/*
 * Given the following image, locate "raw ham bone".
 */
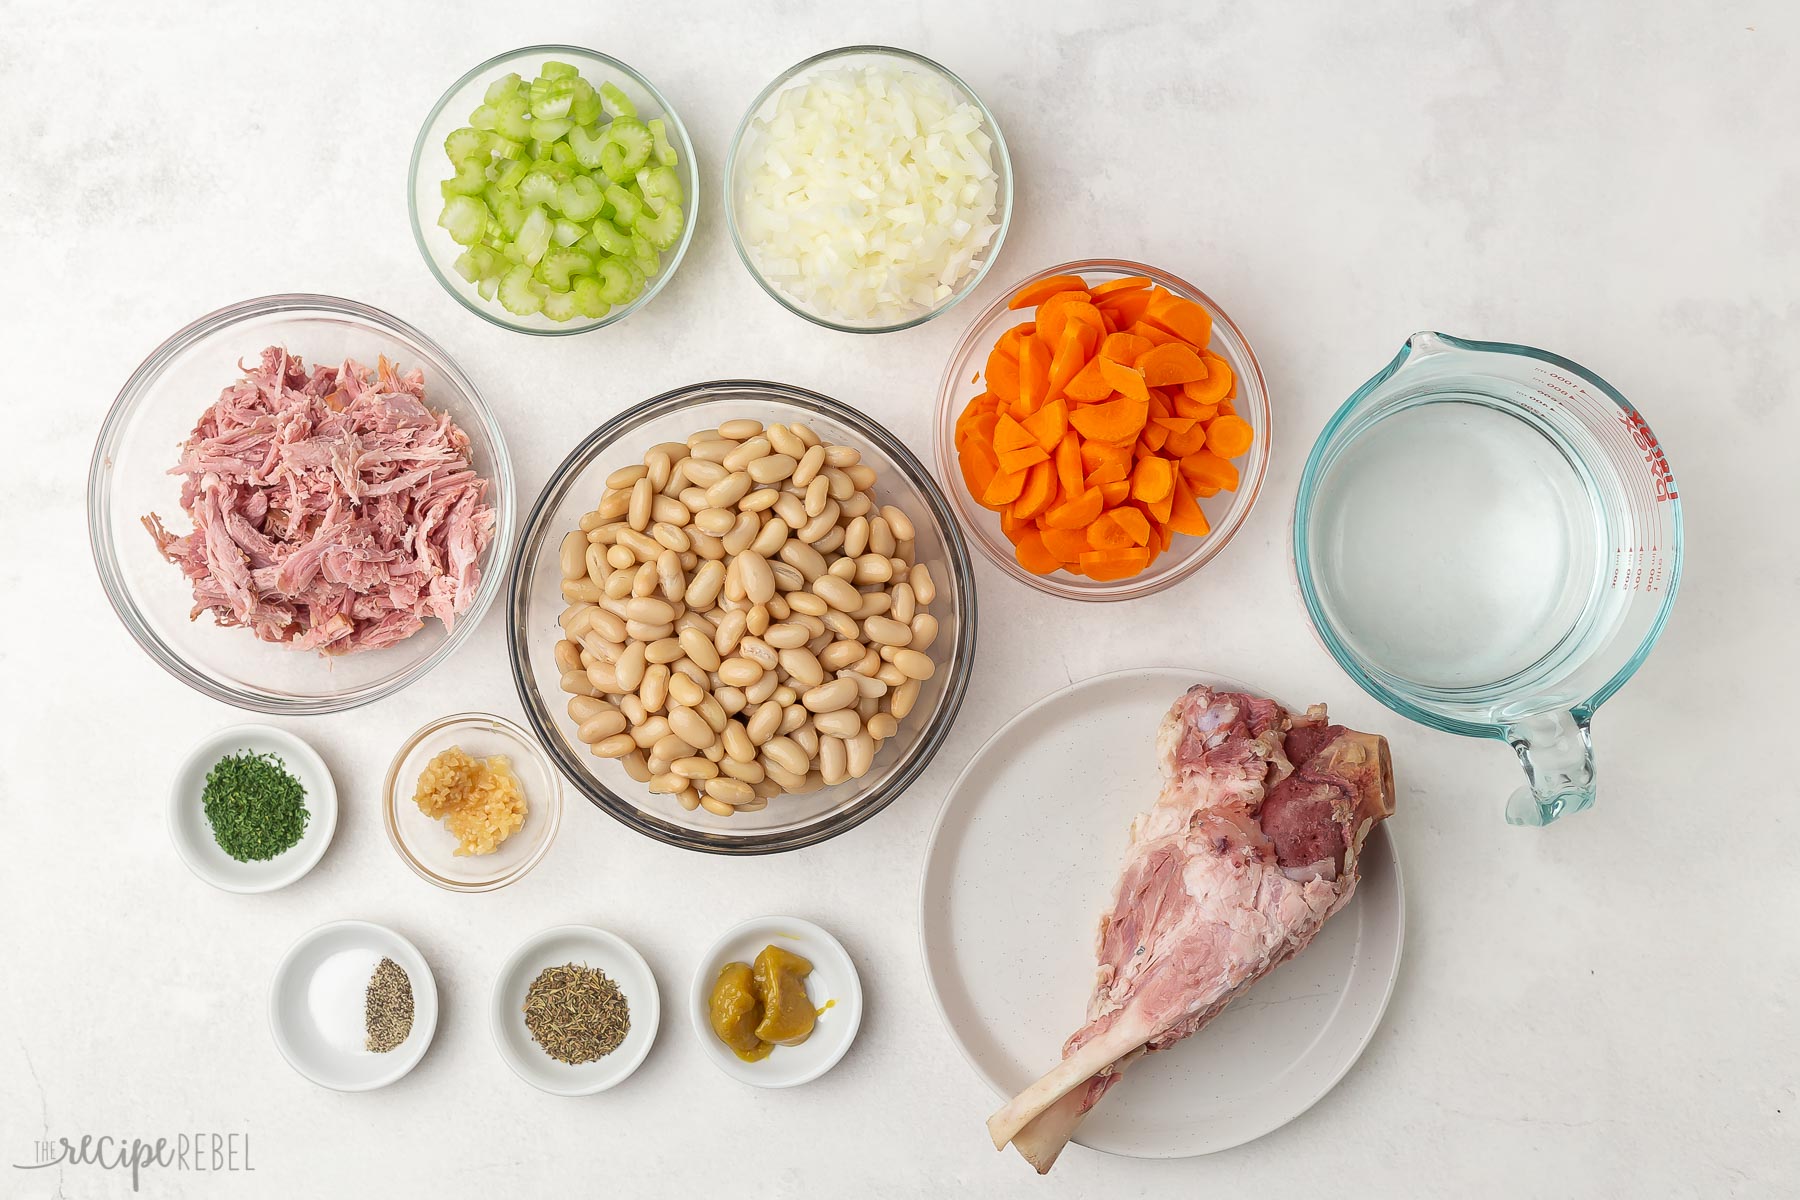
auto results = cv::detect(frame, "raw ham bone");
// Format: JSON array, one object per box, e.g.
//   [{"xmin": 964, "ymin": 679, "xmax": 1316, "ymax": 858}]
[{"xmin": 986, "ymin": 684, "xmax": 1396, "ymax": 1173}]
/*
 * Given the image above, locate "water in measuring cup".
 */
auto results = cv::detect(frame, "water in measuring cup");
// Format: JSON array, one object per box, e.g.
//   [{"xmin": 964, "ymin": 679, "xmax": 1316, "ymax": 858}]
[{"xmin": 1307, "ymin": 398, "xmax": 1605, "ymax": 695}]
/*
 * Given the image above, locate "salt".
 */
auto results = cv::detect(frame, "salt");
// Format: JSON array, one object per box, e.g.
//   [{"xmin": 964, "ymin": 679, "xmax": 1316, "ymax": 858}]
[{"xmin": 307, "ymin": 948, "xmax": 381, "ymax": 1056}]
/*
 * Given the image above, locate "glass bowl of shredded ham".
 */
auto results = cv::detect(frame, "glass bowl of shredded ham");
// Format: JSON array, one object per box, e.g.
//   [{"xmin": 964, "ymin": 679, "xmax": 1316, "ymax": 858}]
[
  {"xmin": 726, "ymin": 46, "xmax": 1013, "ymax": 334},
  {"xmin": 90, "ymin": 295, "xmax": 515, "ymax": 714}
]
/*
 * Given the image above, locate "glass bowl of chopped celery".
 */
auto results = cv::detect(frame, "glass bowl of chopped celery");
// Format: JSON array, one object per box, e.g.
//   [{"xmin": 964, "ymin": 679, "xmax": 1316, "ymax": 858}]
[
  {"xmin": 408, "ymin": 46, "xmax": 698, "ymax": 336},
  {"xmin": 725, "ymin": 46, "xmax": 1013, "ymax": 334}
]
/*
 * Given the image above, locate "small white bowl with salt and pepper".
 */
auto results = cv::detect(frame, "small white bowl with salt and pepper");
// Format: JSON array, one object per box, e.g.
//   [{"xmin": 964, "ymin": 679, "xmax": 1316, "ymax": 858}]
[
  {"xmin": 268, "ymin": 920, "xmax": 439, "ymax": 1091},
  {"xmin": 167, "ymin": 724, "xmax": 337, "ymax": 894}
]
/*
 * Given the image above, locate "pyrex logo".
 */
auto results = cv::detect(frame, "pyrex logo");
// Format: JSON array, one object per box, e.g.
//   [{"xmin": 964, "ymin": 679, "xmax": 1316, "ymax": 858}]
[{"xmin": 1621, "ymin": 409, "xmax": 1678, "ymax": 502}]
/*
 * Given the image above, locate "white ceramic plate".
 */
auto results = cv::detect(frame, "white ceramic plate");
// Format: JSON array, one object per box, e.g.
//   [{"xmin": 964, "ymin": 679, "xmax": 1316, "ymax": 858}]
[
  {"xmin": 919, "ymin": 667, "xmax": 1405, "ymax": 1160},
  {"xmin": 168, "ymin": 724, "xmax": 337, "ymax": 893},
  {"xmin": 688, "ymin": 916, "xmax": 864, "ymax": 1088},
  {"xmin": 268, "ymin": 920, "xmax": 438, "ymax": 1091},
  {"xmin": 491, "ymin": 925, "xmax": 660, "ymax": 1095}
]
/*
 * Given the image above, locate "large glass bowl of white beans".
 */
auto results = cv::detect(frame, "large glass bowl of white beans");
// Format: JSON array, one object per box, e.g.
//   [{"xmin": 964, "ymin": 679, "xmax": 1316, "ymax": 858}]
[{"xmin": 508, "ymin": 381, "xmax": 977, "ymax": 854}]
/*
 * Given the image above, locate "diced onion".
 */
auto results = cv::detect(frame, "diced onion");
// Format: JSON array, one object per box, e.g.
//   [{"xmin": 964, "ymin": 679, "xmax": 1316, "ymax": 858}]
[{"xmin": 738, "ymin": 64, "xmax": 1001, "ymax": 324}]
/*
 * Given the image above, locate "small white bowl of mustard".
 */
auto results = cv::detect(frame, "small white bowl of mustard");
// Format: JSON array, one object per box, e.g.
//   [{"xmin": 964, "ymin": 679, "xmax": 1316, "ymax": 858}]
[{"xmin": 689, "ymin": 915, "xmax": 864, "ymax": 1088}]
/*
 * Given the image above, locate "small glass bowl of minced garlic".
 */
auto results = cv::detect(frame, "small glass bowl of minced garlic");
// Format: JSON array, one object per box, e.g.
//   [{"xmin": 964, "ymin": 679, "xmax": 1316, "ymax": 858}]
[{"xmin": 384, "ymin": 712, "xmax": 563, "ymax": 891}]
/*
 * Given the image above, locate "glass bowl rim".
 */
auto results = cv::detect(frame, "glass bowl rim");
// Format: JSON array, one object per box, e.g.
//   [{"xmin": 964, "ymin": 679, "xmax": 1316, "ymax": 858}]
[
  {"xmin": 1288, "ymin": 329, "xmax": 1686, "ymax": 740},
  {"xmin": 507, "ymin": 378, "xmax": 979, "ymax": 855},
  {"xmin": 722, "ymin": 43, "xmax": 1015, "ymax": 336},
  {"xmin": 932, "ymin": 257, "xmax": 1272, "ymax": 602},
  {"xmin": 406, "ymin": 43, "xmax": 700, "ymax": 338},
  {"xmin": 382, "ymin": 710, "xmax": 565, "ymax": 892},
  {"xmin": 88, "ymin": 291, "xmax": 517, "ymax": 714}
]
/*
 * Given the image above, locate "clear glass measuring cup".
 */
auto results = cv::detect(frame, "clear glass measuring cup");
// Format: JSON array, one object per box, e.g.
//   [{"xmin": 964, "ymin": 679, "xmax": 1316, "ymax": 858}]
[{"xmin": 1292, "ymin": 333, "xmax": 1682, "ymax": 825}]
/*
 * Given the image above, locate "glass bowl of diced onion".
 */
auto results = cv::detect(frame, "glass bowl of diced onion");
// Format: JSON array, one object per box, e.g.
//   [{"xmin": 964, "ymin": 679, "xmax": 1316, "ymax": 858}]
[{"xmin": 725, "ymin": 46, "xmax": 1014, "ymax": 334}]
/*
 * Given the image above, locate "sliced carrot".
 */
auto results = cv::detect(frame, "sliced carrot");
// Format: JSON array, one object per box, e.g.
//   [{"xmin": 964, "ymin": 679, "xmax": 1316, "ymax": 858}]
[
  {"xmin": 1054, "ymin": 431, "xmax": 1086, "ymax": 498},
  {"xmin": 982, "ymin": 466, "xmax": 1027, "ymax": 507},
  {"xmin": 1138, "ymin": 420, "xmax": 1171, "ymax": 453},
  {"xmin": 1182, "ymin": 355, "xmax": 1233, "ymax": 406},
  {"xmin": 1164, "ymin": 421, "xmax": 1211, "ymax": 457},
  {"xmin": 1047, "ymin": 326, "xmax": 1089, "ymax": 403},
  {"xmin": 1131, "ymin": 455, "xmax": 1174, "ymax": 504},
  {"xmin": 1068, "ymin": 395, "xmax": 1148, "ymax": 443},
  {"xmin": 1088, "ymin": 511, "xmax": 1137, "ymax": 550},
  {"xmin": 1063, "ymin": 302, "xmax": 1107, "ymax": 340},
  {"xmin": 1145, "ymin": 489, "xmax": 1174, "ymax": 524},
  {"xmin": 995, "ymin": 442, "xmax": 1050, "ymax": 474},
  {"xmin": 1035, "ymin": 290, "xmax": 1095, "ymax": 346},
  {"xmin": 1063, "ymin": 358, "xmax": 1114, "ymax": 403},
  {"xmin": 1016, "ymin": 336, "xmax": 1051, "ymax": 415},
  {"xmin": 1097, "ymin": 288, "xmax": 1153, "ymax": 327},
  {"xmin": 1095, "ymin": 357, "xmax": 1149, "ymax": 403},
  {"xmin": 1009, "ymin": 275, "xmax": 1088, "ymax": 309},
  {"xmin": 1043, "ymin": 487, "xmax": 1104, "ymax": 530},
  {"xmin": 1108, "ymin": 505, "xmax": 1153, "ymax": 546},
  {"xmin": 1194, "ymin": 483, "xmax": 1221, "ymax": 498},
  {"xmin": 1012, "ymin": 459, "xmax": 1057, "ymax": 519},
  {"xmin": 1138, "ymin": 342, "xmax": 1209, "ymax": 386},
  {"xmin": 1090, "ymin": 274, "xmax": 1153, "ymax": 297},
  {"xmin": 1153, "ymin": 415, "xmax": 1199, "ymax": 435},
  {"xmin": 1079, "ymin": 546, "xmax": 1152, "ymax": 581},
  {"xmin": 985, "ymin": 350, "xmax": 1020, "ymax": 407},
  {"xmin": 1098, "ymin": 479, "xmax": 1132, "ymax": 507},
  {"xmin": 999, "ymin": 507, "xmax": 1032, "ymax": 541},
  {"xmin": 1173, "ymin": 393, "xmax": 1218, "ymax": 422},
  {"xmin": 1081, "ymin": 439, "xmax": 1132, "ymax": 483},
  {"xmin": 1021, "ymin": 398, "xmax": 1069, "ymax": 452},
  {"xmin": 1206, "ymin": 414, "xmax": 1254, "ymax": 458},
  {"xmin": 1014, "ymin": 529, "xmax": 1062, "ymax": 575},
  {"xmin": 1182, "ymin": 449, "xmax": 1241, "ymax": 492},
  {"xmin": 1099, "ymin": 331, "xmax": 1155, "ymax": 365},
  {"xmin": 1143, "ymin": 290, "xmax": 1213, "ymax": 346},
  {"xmin": 1167, "ymin": 474, "xmax": 1212, "ymax": 537},
  {"xmin": 1041, "ymin": 526, "xmax": 1091, "ymax": 564},
  {"xmin": 1128, "ymin": 320, "xmax": 1177, "ymax": 346},
  {"xmin": 996, "ymin": 321, "xmax": 1035, "ymax": 359},
  {"xmin": 992, "ymin": 413, "xmax": 1035, "ymax": 453},
  {"xmin": 958, "ymin": 439, "xmax": 999, "ymax": 500}
]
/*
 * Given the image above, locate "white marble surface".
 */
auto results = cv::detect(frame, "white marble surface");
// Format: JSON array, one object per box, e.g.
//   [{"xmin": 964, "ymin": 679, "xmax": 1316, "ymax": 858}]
[{"xmin": 3, "ymin": 1, "xmax": 1796, "ymax": 1196}]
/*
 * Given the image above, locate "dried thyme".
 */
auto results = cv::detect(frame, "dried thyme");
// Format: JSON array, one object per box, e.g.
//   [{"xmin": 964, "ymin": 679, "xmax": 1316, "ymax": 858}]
[
  {"xmin": 523, "ymin": 963, "xmax": 630, "ymax": 1064},
  {"xmin": 201, "ymin": 750, "xmax": 309, "ymax": 862},
  {"xmin": 364, "ymin": 957, "xmax": 414, "ymax": 1053}
]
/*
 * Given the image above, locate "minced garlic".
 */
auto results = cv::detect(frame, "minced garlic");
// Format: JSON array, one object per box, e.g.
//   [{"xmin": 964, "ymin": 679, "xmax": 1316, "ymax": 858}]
[{"xmin": 412, "ymin": 746, "xmax": 527, "ymax": 856}]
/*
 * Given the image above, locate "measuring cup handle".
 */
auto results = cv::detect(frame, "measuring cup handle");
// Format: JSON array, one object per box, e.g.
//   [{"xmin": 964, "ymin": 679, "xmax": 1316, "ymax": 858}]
[{"xmin": 1505, "ymin": 711, "xmax": 1597, "ymax": 825}]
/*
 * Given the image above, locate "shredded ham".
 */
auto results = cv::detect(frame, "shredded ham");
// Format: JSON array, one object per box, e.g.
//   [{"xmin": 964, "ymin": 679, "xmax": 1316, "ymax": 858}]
[{"xmin": 144, "ymin": 347, "xmax": 497, "ymax": 654}]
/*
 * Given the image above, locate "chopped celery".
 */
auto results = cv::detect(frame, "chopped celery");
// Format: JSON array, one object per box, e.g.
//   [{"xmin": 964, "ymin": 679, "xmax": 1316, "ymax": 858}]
[
  {"xmin": 634, "ymin": 203, "xmax": 683, "ymax": 251},
  {"xmin": 497, "ymin": 264, "xmax": 544, "ymax": 315},
  {"xmin": 437, "ymin": 195, "xmax": 487, "ymax": 246},
  {"xmin": 558, "ymin": 176, "xmax": 605, "ymax": 221},
  {"xmin": 599, "ymin": 117, "xmax": 652, "ymax": 178},
  {"xmin": 445, "ymin": 127, "xmax": 488, "ymax": 163},
  {"xmin": 536, "ymin": 249, "xmax": 593, "ymax": 291},
  {"xmin": 433, "ymin": 59, "xmax": 683, "ymax": 321},
  {"xmin": 600, "ymin": 81, "xmax": 635, "ymax": 119},
  {"xmin": 571, "ymin": 276, "xmax": 610, "ymax": 318},
  {"xmin": 647, "ymin": 119, "xmax": 677, "ymax": 168}
]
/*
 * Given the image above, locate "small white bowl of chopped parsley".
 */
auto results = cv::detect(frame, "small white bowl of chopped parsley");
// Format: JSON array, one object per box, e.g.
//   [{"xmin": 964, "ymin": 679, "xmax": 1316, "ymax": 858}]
[{"xmin": 167, "ymin": 725, "xmax": 338, "ymax": 893}]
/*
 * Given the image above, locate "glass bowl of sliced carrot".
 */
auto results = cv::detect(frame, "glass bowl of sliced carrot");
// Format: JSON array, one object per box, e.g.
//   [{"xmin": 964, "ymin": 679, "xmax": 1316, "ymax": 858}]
[{"xmin": 934, "ymin": 260, "xmax": 1271, "ymax": 601}]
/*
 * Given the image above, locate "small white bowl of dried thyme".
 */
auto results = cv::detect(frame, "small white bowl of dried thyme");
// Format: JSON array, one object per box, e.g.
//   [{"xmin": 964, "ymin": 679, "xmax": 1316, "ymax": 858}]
[
  {"xmin": 268, "ymin": 920, "xmax": 439, "ymax": 1091},
  {"xmin": 490, "ymin": 925, "xmax": 660, "ymax": 1095}
]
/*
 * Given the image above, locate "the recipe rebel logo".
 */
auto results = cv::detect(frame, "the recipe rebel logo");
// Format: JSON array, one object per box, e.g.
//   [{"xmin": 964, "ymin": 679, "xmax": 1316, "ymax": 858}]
[{"xmin": 12, "ymin": 1129, "xmax": 255, "ymax": 1192}]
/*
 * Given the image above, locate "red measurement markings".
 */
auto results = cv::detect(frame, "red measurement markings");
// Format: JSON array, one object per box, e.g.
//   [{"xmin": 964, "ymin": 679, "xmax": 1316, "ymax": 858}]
[{"xmin": 1620, "ymin": 408, "xmax": 1678, "ymax": 502}]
